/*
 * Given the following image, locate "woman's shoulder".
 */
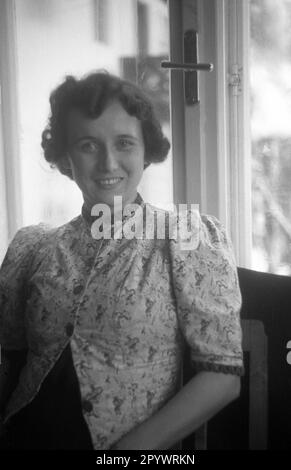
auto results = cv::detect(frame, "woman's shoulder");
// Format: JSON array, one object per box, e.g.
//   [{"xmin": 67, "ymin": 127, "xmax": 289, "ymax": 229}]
[
  {"xmin": 12, "ymin": 215, "xmax": 84, "ymax": 245},
  {"xmin": 12, "ymin": 222, "xmax": 52, "ymax": 242},
  {"xmin": 1, "ymin": 216, "xmax": 83, "ymax": 267},
  {"xmin": 199, "ymin": 213, "xmax": 229, "ymax": 242},
  {"xmin": 3, "ymin": 223, "xmax": 51, "ymax": 262},
  {"xmin": 164, "ymin": 208, "xmax": 237, "ymax": 269},
  {"xmin": 143, "ymin": 202, "xmax": 232, "ymax": 252},
  {"xmin": 145, "ymin": 201, "xmax": 219, "ymax": 227}
]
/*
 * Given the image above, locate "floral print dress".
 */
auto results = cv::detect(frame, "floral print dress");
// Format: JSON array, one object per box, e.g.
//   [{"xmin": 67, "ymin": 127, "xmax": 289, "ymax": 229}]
[{"xmin": 0, "ymin": 194, "xmax": 244, "ymax": 449}]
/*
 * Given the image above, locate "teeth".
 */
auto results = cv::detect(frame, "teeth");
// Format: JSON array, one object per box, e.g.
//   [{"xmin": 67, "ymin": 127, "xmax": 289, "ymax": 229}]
[{"xmin": 98, "ymin": 178, "xmax": 122, "ymax": 185}]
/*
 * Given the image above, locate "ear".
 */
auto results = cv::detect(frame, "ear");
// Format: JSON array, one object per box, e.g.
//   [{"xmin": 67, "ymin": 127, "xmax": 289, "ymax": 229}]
[
  {"xmin": 58, "ymin": 155, "xmax": 73, "ymax": 178},
  {"xmin": 61, "ymin": 154, "xmax": 72, "ymax": 170}
]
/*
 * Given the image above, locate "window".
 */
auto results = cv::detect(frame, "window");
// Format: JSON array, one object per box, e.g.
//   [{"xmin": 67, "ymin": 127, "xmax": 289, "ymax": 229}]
[
  {"xmin": 0, "ymin": 0, "xmax": 172, "ymax": 252},
  {"xmin": 213, "ymin": 0, "xmax": 291, "ymax": 274},
  {"xmin": 250, "ymin": 0, "xmax": 291, "ymax": 275},
  {"xmin": 95, "ymin": 0, "xmax": 110, "ymax": 45}
]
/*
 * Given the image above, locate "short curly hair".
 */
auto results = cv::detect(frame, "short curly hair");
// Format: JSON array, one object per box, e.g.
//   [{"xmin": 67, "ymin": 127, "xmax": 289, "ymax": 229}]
[{"xmin": 41, "ymin": 71, "xmax": 171, "ymax": 179}]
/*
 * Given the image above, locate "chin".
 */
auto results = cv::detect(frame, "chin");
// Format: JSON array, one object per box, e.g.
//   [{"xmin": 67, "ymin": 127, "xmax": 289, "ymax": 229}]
[
  {"xmin": 89, "ymin": 192, "xmax": 121, "ymax": 208},
  {"xmin": 85, "ymin": 186, "xmax": 137, "ymax": 208}
]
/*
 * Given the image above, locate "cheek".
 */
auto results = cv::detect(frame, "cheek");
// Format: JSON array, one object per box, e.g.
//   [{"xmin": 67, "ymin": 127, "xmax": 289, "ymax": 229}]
[
  {"xmin": 70, "ymin": 157, "xmax": 94, "ymax": 178},
  {"xmin": 127, "ymin": 161, "xmax": 144, "ymax": 180},
  {"xmin": 127, "ymin": 148, "xmax": 145, "ymax": 174}
]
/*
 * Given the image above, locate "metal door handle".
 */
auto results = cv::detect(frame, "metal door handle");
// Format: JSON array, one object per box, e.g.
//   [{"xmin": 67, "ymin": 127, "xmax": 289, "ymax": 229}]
[
  {"xmin": 161, "ymin": 30, "xmax": 214, "ymax": 105},
  {"xmin": 161, "ymin": 61, "xmax": 213, "ymax": 72}
]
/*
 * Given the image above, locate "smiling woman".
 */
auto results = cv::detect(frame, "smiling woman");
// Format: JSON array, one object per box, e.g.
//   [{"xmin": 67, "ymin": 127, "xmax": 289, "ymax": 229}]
[
  {"xmin": 0, "ymin": 71, "xmax": 244, "ymax": 450},
  {"xmin": 41, "ymin": 73, "xmax": 170, "ymax": 209},
  {"xmin": 65, "ymin": 103, "xmax": 145, "ymax": 209}
]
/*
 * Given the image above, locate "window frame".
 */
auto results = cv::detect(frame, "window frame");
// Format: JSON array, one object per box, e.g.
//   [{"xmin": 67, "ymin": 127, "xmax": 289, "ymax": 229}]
[
  {"xmin": 0, "ymin": 0, "xmax": 23, "ymax": 254},
  {"xmin": 217, "ymin": 0, "xmax": 252, "ymax": 268},
  {"xmin": 175, "ymin": 0, "xmax": 252, "ymax": 267}
]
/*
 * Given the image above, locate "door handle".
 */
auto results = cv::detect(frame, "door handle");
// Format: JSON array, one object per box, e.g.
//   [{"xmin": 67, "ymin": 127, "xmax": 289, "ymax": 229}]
[
  {"xmin": 161, "ymin": 30, "xmax": 214, "ymax": 105},
  {"xmin": 161, "ymin": 61, "xmax": 213, "ymax": 72}
]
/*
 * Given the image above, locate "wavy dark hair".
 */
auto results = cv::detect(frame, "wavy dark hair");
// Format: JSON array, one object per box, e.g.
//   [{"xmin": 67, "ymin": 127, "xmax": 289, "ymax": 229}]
[{"xmin": 41, "ymin": 71, "xmax": 171, "ymax": 179}]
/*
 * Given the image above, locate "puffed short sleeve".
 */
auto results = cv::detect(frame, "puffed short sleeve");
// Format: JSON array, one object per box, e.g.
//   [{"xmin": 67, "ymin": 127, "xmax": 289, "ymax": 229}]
[
  {"xmin": 169, "ymin": 211, "xmax": 244, "ymax": 376},
  {"xmin": 0, "ymin": 226, "xmax": 46, "ymax": 350}
]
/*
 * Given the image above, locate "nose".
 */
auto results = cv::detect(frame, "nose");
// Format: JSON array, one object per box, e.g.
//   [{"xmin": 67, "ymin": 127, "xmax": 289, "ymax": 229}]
[{"xmin": 97, "ymin": 146, "xmax": 119, "ymax": 173}]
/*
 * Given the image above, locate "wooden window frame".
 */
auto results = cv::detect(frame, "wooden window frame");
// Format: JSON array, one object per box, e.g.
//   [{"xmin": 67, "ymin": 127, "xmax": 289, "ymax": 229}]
[
  {"xmin": 169, "ymin": 0, "xmax": 252, "ymax": 267},
  {"xmin": 0, "ymin": 0, "xmax": 23, "ymax": 260}
]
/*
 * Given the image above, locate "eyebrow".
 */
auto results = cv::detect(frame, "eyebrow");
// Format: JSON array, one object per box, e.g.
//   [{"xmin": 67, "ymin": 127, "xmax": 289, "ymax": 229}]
[
  {"xmin": 72, "ymin": 136, "xmax": 99, "ymax": 144},
  {"xmin": 117, "ymin": 134, "xmax": 139, "ymax": 141},
  {"xmin": 72, "ymin": 134, "xmax": 140, "ymax": 145}
]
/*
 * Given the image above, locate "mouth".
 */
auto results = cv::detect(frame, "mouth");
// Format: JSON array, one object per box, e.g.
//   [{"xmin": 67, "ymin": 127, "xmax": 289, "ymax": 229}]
[{"xmin": 95, "ymin": 177, "xmax": 124, "ymax": 189}]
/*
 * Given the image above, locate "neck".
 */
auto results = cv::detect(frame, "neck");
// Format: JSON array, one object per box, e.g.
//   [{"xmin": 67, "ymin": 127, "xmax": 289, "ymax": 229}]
[{"xmin": 82, "ymin": 192, "xmax": 144, "ymax": 225}]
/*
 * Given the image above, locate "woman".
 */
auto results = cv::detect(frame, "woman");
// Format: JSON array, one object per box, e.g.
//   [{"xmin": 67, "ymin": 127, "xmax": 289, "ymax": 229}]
[{"xmin": 0, "ymin": 71, "xmax": 244, "ymax": 450}]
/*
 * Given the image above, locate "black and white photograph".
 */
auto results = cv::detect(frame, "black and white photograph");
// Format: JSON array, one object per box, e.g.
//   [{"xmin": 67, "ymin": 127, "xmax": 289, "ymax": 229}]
[{"xmin": 0, "ymin": 0, "xmax": 291, "ymax": 456}]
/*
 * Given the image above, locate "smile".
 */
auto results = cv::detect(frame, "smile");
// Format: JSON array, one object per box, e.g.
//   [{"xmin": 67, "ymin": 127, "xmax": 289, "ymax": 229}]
[{"xmin": 96, "ymin": 177, "xmax": 124, "ymax": 188}]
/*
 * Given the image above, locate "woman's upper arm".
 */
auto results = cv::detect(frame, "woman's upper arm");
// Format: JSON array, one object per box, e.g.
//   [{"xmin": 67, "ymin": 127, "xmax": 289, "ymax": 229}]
[
  {"xmin": 169, "ymin": 211, "xmax": 244, "ymax": 377},
  {"xmin": 0, "ymin": 226, "xmax": 45, "ymax": 351}
]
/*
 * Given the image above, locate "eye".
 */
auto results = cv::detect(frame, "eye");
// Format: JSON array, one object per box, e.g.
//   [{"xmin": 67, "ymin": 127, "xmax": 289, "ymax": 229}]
[
  {"xmin": 116, "ymin": 138, "xmax": 134, "ymax": 151},
  {"xmin": 77, "ymin": 140, "xmax": 99, "ymax": 154}
]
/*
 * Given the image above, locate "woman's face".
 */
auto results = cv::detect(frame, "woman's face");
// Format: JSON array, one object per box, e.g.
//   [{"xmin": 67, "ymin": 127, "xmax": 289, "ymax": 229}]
[{"xmin": 66, "ymin": 100, "xmax": 145, "ymax": 208}]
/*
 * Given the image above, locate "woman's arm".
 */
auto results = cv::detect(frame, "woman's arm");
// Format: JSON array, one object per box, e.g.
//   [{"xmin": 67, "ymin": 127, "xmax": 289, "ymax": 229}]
[{"xmin": 111, "ymin": 371, "xmax": 240, "ymax": 450}]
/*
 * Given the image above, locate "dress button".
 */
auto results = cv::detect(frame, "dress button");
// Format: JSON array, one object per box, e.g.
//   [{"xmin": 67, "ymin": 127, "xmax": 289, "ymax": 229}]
[
  {"xmin": 73, "ymin": 285, "xmax": 84, "ymax": 295},
  {"xmin": 65, "ymin": 322, "xmax": 74, "ymax": 337},
  {"xmin": 82, "ymin": 399, "xmax": 93, "ymax": 413}
]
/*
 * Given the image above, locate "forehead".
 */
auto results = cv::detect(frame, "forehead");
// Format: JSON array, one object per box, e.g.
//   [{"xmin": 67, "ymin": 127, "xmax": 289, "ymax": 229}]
[{"xmin": 66, "ymin": 100, "xmax": 143, "ymax": 140}]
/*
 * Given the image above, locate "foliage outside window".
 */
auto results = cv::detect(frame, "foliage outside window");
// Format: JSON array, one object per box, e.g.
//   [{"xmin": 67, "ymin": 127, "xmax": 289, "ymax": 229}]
[{"xmin": 251, "ymin": 0, "xmax": 291, "ymax": 275}]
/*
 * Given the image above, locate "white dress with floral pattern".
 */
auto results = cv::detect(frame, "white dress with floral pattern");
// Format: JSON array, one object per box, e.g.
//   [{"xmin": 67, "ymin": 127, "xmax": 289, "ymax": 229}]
[{"xmin": 0, "ymin": 195, "xmax": 244, "ymax": 449}]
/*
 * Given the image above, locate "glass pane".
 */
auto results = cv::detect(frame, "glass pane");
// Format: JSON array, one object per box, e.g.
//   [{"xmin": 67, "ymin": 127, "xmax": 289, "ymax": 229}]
[
  {"xmin": 250, "ymin": 0, "xmax": 291, "ymax": 275},
  {"xmin": 14, "ymin": 0, "xmax": 172, "ymax": 227}
]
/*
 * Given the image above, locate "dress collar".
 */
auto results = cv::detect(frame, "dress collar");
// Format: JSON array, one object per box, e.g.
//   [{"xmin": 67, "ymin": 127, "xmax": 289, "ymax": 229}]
[{"xmin": 81, "ymin": 192, "xmax": 145, "ymax": 229}]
